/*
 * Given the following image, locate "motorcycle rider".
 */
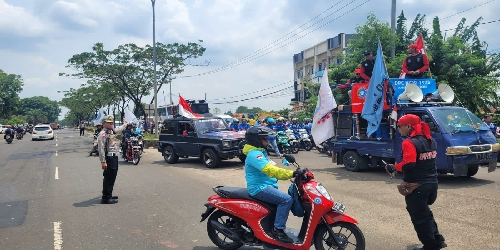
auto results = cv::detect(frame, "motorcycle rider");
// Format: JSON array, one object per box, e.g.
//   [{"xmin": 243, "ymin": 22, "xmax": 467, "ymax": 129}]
[
  {"xmin": 94, "ymin": 124, "xmax": 103, "ymax": 136},
  {"xmin": 121, "ymin": 124, "xmax": 135, "ymax": 159},
  {"xmin": 242, "ymin": 126, "xmax": 301, "ymax": 243},
  {"xmin": 386, "ymin": 114, "xmax": 446, "ymax": 250},
  {"xmin": 238, "ymin": 118, "xmax": 251, "ymax": 131},
  {"xmin": 230, "ymin": 119, "xmax": 239, "ymax": 131},
  {"xmin": 290, "ymin": 118, "xmax": 303, "ymax": 138},
  {"xmin": 266, "ymin": 118, "xmax": 282, "ymax": 157},
  {"xmin": 304, "ymin": 118, "xmax": 312, "ymax": 135},
  {"xmin": 275, "ymin": 118, "xmax": 287, "ymax": 132},
  {"xmin": 4, "ymin": 125, "xmax": 14, "ymax": 140},
  {"xmin": 15, "ymin": 126, "xmax": 24, "ymax": 139}
]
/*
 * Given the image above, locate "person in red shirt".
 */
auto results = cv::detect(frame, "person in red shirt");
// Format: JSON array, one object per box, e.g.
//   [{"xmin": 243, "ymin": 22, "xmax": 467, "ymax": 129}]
[
  {"xmin": 386, "ymin": 114, "xmax": 446, "ymax": 250},
  {"xmin": 359, "ymin": 50, "xmax": 375, "ymax": 81},
  {"xmin": 338, "ymin": 68, "xmax": 364, "ymax": 99},
  {"xmin": 402, "ymin": 44, "xmax": 429, "ymax": 79}
]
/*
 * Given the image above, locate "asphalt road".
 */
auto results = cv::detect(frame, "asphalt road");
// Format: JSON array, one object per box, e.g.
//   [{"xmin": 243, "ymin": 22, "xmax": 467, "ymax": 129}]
[{"xmin": 0, "ymin": 129, "xmax": 499, "ymax": 250}]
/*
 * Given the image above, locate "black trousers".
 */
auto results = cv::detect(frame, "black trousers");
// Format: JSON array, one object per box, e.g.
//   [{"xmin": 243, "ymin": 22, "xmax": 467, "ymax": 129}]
[
  {"xmin": 80, "ymin": 128, "xmax": 85, "ymax": 136},
  {"xmin": 405, "ymin": 183, "xmax": 445, "ymax": 250},
  {"xmin": 102, "ymin": 156, "xmax": 119, "ymax": 200}
]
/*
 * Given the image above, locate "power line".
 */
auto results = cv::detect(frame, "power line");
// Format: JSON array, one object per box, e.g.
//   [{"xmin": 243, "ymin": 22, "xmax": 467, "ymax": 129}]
[
  {"xmin": 440, "ymin": 0, "xmax": 497, "ymax": 20},
  {"xmin": 203, "ymin": 0, "xmax": 348, "ymax": 74},
  {"xmin": 211, "ymin": 86, "xmax": 294, "ymax": 104},
  {"xmin": 208, "ymin": 80, "xmax": 293, "ymax": 101},
  {"xmin": 442, "ymin": 19, "xmax": 500, "ymax": 32},
  {"xmin": 178, "ymin": 0, "xmax": 369, "ymax": 79}
]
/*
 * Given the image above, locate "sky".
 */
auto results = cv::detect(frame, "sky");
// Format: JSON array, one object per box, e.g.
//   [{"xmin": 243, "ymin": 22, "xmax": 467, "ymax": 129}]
[{"xmin": 0, "ymin": 0, "xmax": 499, "ymax": 119}]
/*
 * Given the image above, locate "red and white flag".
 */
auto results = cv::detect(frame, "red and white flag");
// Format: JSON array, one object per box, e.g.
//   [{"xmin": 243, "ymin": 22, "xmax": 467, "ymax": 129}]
[
  {"xmin": 400, "ymin": 34, "xmax": 426, "ymax": 79},
  {"xmin": 179, "ymin": 95, "xmax": 202, "ymax": 118}
]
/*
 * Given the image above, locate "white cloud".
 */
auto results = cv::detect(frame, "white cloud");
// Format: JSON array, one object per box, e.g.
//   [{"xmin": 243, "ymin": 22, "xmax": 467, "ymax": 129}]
[
  {"xmin": 0, "ymin": 0, "xmax": 47, "ymax": 36},
  {"xmin": 0, "ymin": 0, "xmax": 498, "ymax": 118}
]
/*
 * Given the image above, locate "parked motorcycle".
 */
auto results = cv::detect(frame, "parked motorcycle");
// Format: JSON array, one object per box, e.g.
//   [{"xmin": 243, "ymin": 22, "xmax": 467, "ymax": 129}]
[
  {"xmin": 201, "ymin": 154, "xmax": 365, "ymax": 250},
  {"xmin": 89, "ymin": 135, "xmax": 99, "ymax": 156},
  {"xmin": 124, "ymin": 136, "xmax": 141, "ymax": 165},
  {"xmin": 285, "ymin": 129, "xmax": 300, "ymax": 154},
  {"xmin": 297, "ymin": 129, "xmax": 313, "ymax": 151},
  {"xmin": 276, "ymin": 131, "xmax": 292, "ymax": 154}
]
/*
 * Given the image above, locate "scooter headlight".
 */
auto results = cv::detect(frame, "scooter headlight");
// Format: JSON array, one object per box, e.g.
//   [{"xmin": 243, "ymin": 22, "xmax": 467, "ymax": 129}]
[{"xmin": 316, "ymin": 183, "xmax": 332, "ymax": 201}]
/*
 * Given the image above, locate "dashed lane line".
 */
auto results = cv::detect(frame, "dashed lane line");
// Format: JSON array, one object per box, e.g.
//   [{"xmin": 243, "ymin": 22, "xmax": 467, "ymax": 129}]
[{"xmin": 54, "ymin": 221, "xmax": 63, "ymax": 250}]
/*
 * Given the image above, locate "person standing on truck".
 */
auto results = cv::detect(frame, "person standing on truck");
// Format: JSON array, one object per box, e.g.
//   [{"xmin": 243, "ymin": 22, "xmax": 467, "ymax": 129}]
[
  {"xmin": 360, "ymin": 50, "xmax": 375, "ymax": 81},
  {"xmin": 402, "ymin": 44, "xmax": 429, "ymax": 79},
  {"xmin": 483, "ymin": 115, "xmax": 497, "ymax": 134},
  {"xmin": 386, "ymin": 114, "xmax": 446, "ymax": 250}
]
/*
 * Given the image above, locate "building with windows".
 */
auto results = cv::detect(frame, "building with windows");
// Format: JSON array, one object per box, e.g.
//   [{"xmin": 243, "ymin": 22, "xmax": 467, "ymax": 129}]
[{"xmin": 290, "ymin": 33, "xmax": 356, "ymax": 110}]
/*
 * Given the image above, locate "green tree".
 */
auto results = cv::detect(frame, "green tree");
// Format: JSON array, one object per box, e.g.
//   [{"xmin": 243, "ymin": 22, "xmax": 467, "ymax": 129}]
[
  {"xmin": 0, "ymin": 69, "xmax": 23, "ymax": 119},
  {"xmin": 18, "ymin": 96, "xmax": 61, "ymax": 123},
  {"xmin": 276, "ymin": 108, "xmax": 291, "ymax": 118},
  {"xmin": 61, "ymin": 41, "xmax": 205, "ymax": 116},
  {"xmin": 7, "ymin": 115, "xmax": 25, "ymax": 125},
  {"xmin": 395, "ymin": 10, "xmax": 408, "ymax": 55},
  {"xmin": 24, "ymin": 109, "xmax": 48, "ymax": 124}
]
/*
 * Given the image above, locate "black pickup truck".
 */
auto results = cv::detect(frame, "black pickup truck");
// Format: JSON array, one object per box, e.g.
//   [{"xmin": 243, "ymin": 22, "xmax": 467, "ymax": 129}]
[{"xmin": 157, "ymin": 117, "xmax": 246, "ymax": 168}]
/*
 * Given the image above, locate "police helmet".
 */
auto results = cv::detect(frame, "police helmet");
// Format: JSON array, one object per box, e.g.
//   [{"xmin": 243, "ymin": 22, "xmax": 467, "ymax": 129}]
[
  {"xmin": 292, "ymin": 118, "xmax": 298, "ymax": 123},
  {"xmin": 267, "ymin": 117, "xmax": 275, "ymax": 124},
  {"xmin": 245, "ymin": 126, "xmax": 275, "ymax": 148}
]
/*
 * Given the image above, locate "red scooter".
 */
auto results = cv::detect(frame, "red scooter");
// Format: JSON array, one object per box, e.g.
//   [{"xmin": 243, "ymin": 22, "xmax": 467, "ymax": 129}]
[{"xmin": 201, "ymin": 155, "xmax": 365, "ymax": 250}]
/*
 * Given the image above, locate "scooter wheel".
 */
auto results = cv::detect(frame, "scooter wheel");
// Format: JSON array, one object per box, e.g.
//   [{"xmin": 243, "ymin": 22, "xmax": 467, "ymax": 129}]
[
  {"xmin": 207, "ymin": 210, "xmax": 244, "ymax": 250},
  {"xmin": 314, "ymin": 222, "xmax": 365, "ymax": 250},
  {"xmin": 304, "ymin": 141, "xmax": 313, "ymax": 151}
]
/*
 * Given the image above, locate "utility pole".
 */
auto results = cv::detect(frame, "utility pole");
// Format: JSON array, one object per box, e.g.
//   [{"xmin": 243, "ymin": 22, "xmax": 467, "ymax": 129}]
[
  {"xmin": 151, "ymin": 0, "xmax": 158, "ymax": 136},
  {"xmin": 391, "ymin": 0, "xmax": 396, "ymax": 57}
]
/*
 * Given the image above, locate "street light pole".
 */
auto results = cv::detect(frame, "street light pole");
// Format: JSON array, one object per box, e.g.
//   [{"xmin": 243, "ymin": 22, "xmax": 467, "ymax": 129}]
[{"xmin": 151, "ymin": 0, "xmax": 159, "ymax": 136}]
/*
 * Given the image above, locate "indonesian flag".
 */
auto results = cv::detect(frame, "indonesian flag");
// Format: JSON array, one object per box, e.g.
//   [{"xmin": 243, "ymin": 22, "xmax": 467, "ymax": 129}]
[
  {"xmin": 400, "ymin": 34, "xmax": 426, "ymax": 79},
  {"xmin": 179, "ymin": 95, "xmax": 202, "ymax": 118},
  {"xmin": 311, "ymin": 69, "xmax": 337, "ymax": 145}
]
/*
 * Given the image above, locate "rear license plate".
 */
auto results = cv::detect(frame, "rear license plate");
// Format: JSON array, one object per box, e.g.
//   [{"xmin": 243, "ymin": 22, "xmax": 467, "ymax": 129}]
[{"xmin": 476, "ymin": 153, "xmax": 492, "ymax": 161}]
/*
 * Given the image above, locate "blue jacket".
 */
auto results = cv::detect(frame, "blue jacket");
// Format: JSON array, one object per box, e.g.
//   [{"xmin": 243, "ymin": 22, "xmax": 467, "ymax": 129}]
[
  {"xmin": 238, "ymin": 123, "xmax": 250, "ymax": 131},
  {"xmin": 243, "ymin": 144, "xmax": 293, "ymax": 196},
  {"xmin": 230, "ymin": 123, "xmax": 239, "ymax": 131},
  {"xmin": 275, "ymin": 123, "xmax": 287, "ymax": 132},
  {"xmin": 304, "ymin": 123, "xmax": 312, "ymax": 134}
]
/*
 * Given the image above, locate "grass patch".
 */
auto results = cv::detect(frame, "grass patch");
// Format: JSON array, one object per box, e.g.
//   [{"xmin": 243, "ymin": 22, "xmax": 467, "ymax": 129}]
[{"xmin": 143, "ymin": 134, "xmax": 159, "ymax": 140}]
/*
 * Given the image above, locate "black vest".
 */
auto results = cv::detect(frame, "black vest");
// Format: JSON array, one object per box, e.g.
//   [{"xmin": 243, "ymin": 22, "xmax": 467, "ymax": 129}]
[
  {"xmin": 361, "ymin": 59, "xmax": 375, "ymax": 77},
  {"xmin": 350, "ymin": 77, "xmax": 363, "ymax": 84},
  {"xmin": 405, "ymin": 54, "xmax": 425, "ymax": 77},
  {"xmin": 403, "ymin": 136, "xmax": 438, "ymax": 184}
]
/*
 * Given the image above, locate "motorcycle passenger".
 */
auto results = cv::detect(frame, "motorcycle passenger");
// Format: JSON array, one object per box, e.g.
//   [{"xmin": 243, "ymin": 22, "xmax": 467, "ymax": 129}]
[
  {"xmin": 386, "ymin": 114, "xmax": 446, "ymax": 250},
  {"xmin": 242, "ymin": 126, "xmax": 301, "ymax": 244},
  {"xmin": 238, "ymin": 118, "xmax": 251, "ymax": 131},
  {"xmin": 230, "ymin": 119, "xmax": 239, "ymax": 131},
  {"xmin": 266, "ymin": 118, "xmax": 282, "ymax": 157},
  {"xmin": 304, "ymin": 118, "xmax": 312, "ymax": 135},
  {"xmin": 275, "ymin": 118, "xmax": 287, "ymax": 132}
]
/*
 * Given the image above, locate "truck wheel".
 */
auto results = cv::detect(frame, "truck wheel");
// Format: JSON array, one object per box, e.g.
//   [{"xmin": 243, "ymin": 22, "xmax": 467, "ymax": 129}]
[
  {"xmin": 467, "ymin": 165, "xmax": 479, "ymax": 177},
  {"xmin": 203, "ymin": 148, "xmax": 221, "ymax": 168},
  {"xmin": 163, "ymin": 145, "xmax": 179, "ymax": 164},
  {"xmin": 342, "ymin": 151, "xmax": 367, "ymax": 172}
]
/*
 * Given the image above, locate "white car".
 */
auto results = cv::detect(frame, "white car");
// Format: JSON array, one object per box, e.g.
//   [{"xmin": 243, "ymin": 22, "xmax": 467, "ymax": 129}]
[
  {"xmin": 0, "ymin": 125, "xmax": 8, "ymax": 134},
  {"xmin": 32, "ymin": 125, "xmax": 55, "ymax": 140}
]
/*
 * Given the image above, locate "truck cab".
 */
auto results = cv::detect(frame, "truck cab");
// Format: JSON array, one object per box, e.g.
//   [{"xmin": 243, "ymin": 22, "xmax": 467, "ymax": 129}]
[{"xmin": 330, "ymin": 78, "xmax": 499, "ymax": 177}]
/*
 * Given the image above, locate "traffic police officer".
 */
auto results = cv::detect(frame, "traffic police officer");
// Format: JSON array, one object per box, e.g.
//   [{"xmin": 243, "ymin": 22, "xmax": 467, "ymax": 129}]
[
  {"xmin": 386, "ymin": 114, "xmax": 446, "ymax": 250},
  {"xmin": 98, "ymin": 115, "xmax": 128, "ymax": 204}
]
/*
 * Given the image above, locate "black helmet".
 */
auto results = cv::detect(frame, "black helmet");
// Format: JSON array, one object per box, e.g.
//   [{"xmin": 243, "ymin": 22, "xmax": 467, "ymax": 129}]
[{"xmin": 245, "ymin": 126, "xmax": 275, "ymax": 148}]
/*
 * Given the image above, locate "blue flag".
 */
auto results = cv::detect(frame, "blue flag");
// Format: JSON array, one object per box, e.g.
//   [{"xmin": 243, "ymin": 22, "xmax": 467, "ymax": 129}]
[{"xmin": 361, "ymin": 41, "xmax": 388, "ymax": 136}]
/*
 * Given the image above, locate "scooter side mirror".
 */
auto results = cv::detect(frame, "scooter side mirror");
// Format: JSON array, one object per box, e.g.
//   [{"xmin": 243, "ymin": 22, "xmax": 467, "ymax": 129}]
[{"xmin": 283, "ymin": 154, "xmax": 296, "ymax": 163}]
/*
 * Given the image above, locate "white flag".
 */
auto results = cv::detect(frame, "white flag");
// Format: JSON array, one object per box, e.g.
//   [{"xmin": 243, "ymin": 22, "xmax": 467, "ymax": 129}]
[
  {"xmin": 311, "ymin": 72, "xmax": 337, "ymax": 145},
  {"xmin": 124, "ymin": 109, "xmax": 138, "ymax": 122},
  {"xmin": 93, "ymin": 108, "xmax": 106, "ymax": 125}
]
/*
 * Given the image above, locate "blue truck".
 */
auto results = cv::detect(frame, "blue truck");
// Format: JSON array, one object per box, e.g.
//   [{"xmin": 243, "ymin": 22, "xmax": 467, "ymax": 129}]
[{"xmin": 329, "ymin": 78, "xmax": 499, "ymax": 177}]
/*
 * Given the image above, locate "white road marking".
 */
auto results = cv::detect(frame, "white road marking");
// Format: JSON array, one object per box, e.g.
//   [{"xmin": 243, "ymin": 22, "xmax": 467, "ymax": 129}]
[
  {"xmin": 55, "ymin": 144, "xmax": 58, "ymax": 147},
  {"xmin": 56, "ymin": 139, "xmax": 58, "ymax": 142},
  {"xmin": 55, "ymin": 167, "xmax": 59, "ymax": 180},
  {"xmin": 55, "ymin": 151, "xmax": 58, "ymax": 157},
  {"xmin": 53, "ymin": 221, "xmax": 63, "ymax": 250}
]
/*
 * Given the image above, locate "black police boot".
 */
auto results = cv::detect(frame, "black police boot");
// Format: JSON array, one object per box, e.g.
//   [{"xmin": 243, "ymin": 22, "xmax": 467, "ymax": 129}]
[
  {"xmin": 271, "ymin": 227, "xmax": 293, "ymax": 244},
  {"xmin": 111, "ymin": 196, "xmax": 119, "ymax": 199},
  {"xmin": 101, "ymin": 199, "xmax": 118, "ymax": 204}
]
